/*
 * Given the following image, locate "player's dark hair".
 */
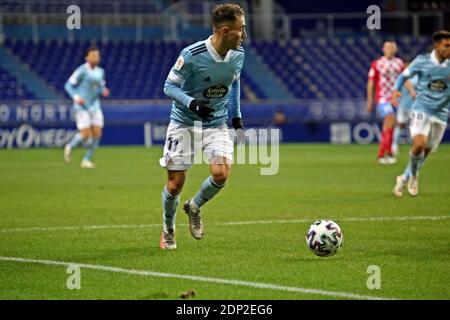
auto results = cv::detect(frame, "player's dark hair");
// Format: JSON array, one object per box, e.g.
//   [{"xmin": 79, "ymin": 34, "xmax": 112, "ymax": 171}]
[
  {"xmin": 85, "ymin": 46, "xmax": 100, "ymax": 57},
  {"xmin": 211, "ymin": 3, "xmax": 244, "ymax": 30},
  {"xmin": 432, "ymin": 30, "xmax": 450, "ymax": 44}
]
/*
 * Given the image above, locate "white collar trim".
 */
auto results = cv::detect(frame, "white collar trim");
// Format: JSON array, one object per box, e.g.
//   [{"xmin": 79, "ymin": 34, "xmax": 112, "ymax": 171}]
[
  {"xmin": 85, "ymin": 62, "xmax": 97, "ymax": 71},
  {"xmin": 430, "ymin": 50, "xmax": 449, "ymax": 66},
  {"xmin": 206, "ymin": 36, "xmax": 232, "ymax": 63}
]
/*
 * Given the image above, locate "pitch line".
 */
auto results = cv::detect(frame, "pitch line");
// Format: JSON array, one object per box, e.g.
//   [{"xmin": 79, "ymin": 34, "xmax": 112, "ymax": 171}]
[
  {"xmin": 0, "ymin": 215, "xmax": 449, "ymax": 234},
  {"xmin": 0, "ymin": 256, "xmax": 394, "ymax": 300}
]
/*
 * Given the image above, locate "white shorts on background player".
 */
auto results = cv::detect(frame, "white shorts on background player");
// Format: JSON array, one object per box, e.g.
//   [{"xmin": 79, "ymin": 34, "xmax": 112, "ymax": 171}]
[
  {"xmin": 75, "ymin": 109, "xmax": 104, "ymax": 130},
  {"xmin": 409, "ymin": 111, "xmax": 446, "ymax": 152},
  {"xmin": 159, "ymin": 122, "xmax": 233, "ymax": 171}
]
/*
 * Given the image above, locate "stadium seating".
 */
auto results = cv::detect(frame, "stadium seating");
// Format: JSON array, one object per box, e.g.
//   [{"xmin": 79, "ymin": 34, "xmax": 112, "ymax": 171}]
[
  {"xmin": 2, "ymin": 36, "xmax": 430, "ymax": 100},
  {"xmin": 0, "ymin": 67, "xmax": 35, "ymax": 100},
  {"xmin": 0, "ymin": 0, "xmax": 163, "ymax": 15},
  {"xmin": 252, "ymin": 36, "xmax": 430, "ymax": 99}
]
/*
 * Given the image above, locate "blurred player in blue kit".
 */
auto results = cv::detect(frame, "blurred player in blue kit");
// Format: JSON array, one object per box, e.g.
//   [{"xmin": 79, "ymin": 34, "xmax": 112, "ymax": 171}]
[
  {"xmin": 392, "ymin": 31, "xmax": 450, "ymax": 197},
  {"xmin": 64, "ymin": 46, "xmax": 110, "ymax": 169}
]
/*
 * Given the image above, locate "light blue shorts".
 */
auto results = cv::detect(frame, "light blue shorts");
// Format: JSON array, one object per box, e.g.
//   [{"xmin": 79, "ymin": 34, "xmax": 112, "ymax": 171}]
[{"xmin": 377, "ymin": 102, "xmax": 394, "ymax": 118}]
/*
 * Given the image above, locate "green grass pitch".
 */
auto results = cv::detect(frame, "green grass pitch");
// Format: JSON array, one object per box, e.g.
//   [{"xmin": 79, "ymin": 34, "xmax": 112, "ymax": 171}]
[{"xmin": 0, "ymin": 144, "xmax": 449, "ymax": 300}]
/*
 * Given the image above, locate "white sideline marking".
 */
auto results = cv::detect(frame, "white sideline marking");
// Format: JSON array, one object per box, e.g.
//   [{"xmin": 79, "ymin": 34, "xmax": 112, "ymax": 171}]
[
  {"xmin": 0, "ymin": 256, "xmax": 393, "ymax": 300},
  {"xmin": 1, "ymin": 215, "xmax": 449, "ymax": 233}
]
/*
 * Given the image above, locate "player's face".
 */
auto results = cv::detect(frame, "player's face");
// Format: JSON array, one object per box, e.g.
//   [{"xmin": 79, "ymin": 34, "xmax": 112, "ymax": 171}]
[
  {"xmin": 224, "ymin": 16, "xmax": 246, "ymax": 50},
  {"xmin": 382, "ymin": 42, "xmax": 397, "ymax": 59},
  {"xmin": 86, "ymin": 50, "xmax": 101, "ymax": 66},
  {"xmin": 435, "ymin": 38, "xmax": 450, "ymax": 60}
]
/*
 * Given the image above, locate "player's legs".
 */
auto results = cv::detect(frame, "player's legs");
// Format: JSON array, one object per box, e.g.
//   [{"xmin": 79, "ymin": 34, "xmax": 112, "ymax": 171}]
[
  {"xmin": 408, "ymin": 121, "xmax": 446, "ymax": 196},
  {"xmin": 159, "ymin": 123, "xmax": 194, "ymax": 248},
  {"xmin": 65, "ymin": 110, "xmax": 92, "ymax": 163},
  {"xmin": 191, "ymin": 125, "xmax": 233, "ymax": 209},
  {"xmin": 81, "ymin": 125, "xmax": 101, "ymax": 166},
  {"xmin": 164, "ymin": 170, "xmax": 185, "ymax": 230},
  {"xmin": 192, "ymin": 159, "xmax": 231, "ymax": 209},
  {"xmin": 184, "ymin": 125, "xmax": 233, "ymax": 240},
  {"xmin": 377, "ymin": 103, "xmax": 396, "ymax": 164},
  {"xmin": 392, "ymin": 107, "xmax": 410, "ymax": 156},
  {"xmin": 81, "ymin": 110, "xmax": 104, "ymax": 168},
  {"xmin": 184, "ymin": 158, "xmax": 231, "ymax": 240},
  {"xmin": 394, "ymin": 111, "xmax": 434, "ymax": 197},
  {"xmin": 160, "ymin": 170, "xmax": 185, "ymax": 249},
  {"xmin": 408, "ymin": 111, "xmax": 431, "ymax": 178}
]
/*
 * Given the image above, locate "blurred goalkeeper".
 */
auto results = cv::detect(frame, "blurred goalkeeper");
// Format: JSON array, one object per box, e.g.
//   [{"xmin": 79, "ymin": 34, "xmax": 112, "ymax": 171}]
[{"xmin": 159, "ymin": 3, "xmax": 246, "ymax": 249}]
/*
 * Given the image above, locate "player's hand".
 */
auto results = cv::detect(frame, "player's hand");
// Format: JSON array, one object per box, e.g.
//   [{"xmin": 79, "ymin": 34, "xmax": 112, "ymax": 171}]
[
  {"xmin": 189, "ymin": 100, "xmax": 214, "ymax": 121},
  {"xmin": 232, "ymin": 117, "xmax": 245, "ymax": 145},
  {"xmin": 410, "ymin": 89, "xmax": 416, "ymax": 100},
  {"xmin": 74, "ymin": 95, "xmax": 85, "ymax": 105},
  {"xmin": 391, "ymin": 90, "xmax": 402, "ymax": 107},
  {"xmin": 367, "ymin": 101, "xmax": 373, "ymax": 112},
  {"xmin": 102, "ymin": 88, "xmax": 110, "ymax": 98}
]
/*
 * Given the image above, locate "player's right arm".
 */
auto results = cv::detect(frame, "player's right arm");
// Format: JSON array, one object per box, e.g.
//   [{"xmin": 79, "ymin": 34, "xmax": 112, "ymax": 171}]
[
  {"xmin": 163, "ymin": 49, "xmax": 193, "ymax": 107},
  {"xmin": 404, "ymin": 79, "xmax": 416, "ymax": 100},
  {"xmin": 163, "ymin": 49, "xmax": 213, "ymax": 121},
  {"xmin": 367, "ymin": 61, "xmax": 377, "ymax": 112},
  {"xmin": 65, "ymin": 66, "xmax": 85, "ymax": 105}
]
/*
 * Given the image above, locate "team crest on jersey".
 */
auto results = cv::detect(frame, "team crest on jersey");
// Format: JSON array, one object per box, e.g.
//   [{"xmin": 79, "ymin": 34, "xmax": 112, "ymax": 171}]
[
  {"xmin": 203, "ymin": 85, "xmax": 228, "ymax": 98},
  {"xmin": 175, "ymin": 56, "xmax": 184, "ymax": 71},
  {"xmin": 428, "ymin": 79, "xmax": 447, "ymax": 92}
]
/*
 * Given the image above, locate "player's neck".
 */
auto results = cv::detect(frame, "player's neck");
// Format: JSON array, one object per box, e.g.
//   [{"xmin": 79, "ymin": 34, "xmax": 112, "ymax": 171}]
[
  {"xmin": 433, "ymin": 50, "xmax": 446, "ymax": 63},
  {"xmin": 211, "ymin": 34, "xmax": 229, "ymax": 58},
  {"xmin": 87, "ymin": 62, "xmax": 97, "ymax": 69}
]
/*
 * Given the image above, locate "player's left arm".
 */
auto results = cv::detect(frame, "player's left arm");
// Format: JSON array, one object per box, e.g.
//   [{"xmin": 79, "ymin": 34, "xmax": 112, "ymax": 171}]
[
  {"xmin": 228, "ymin": 79, "xmax": 243, "ymax": 129},
  {"xmin": 229, "ymin": 52, "xmax": 245, "ymax": 131},
  {"xmin": 101, "ymin": 70, "xmax": 110, "ymax": 97}
]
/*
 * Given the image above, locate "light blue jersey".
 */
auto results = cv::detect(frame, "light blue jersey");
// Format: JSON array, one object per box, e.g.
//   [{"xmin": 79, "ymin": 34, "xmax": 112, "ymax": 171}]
[
  {"xmin": 398, "ymin": 74, "xmax": 418, "ymax": 110},
  {"xmin": 163, "ymin": 36, "xmax": 244, "ymax": 128},
  {"xmin": 394, "ymin": 50, "xmax": 450, "ymax": 123},
  {"xmin": 65, "ymin": 63, "xmax": 106, "ymax": 112}
]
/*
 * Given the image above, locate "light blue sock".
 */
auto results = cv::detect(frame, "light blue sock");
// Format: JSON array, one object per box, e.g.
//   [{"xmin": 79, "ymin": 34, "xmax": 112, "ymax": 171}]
[
  {"xmin": 402, "ymin": 160, "xmax": 412, "ymax": 181},
  {"xmin": 392, "ymin": 126, "xmax": 401, "ymax": 150},
  {"xmin": 192, "ymin": 176, "xmax": 225, "ymax": 209},
  {"xmin": 69, "ymin": 132, "xmax": 83, "ymax": 148},
  {"xmin": 409, "ymin": 152, "xmax": 424, "ymax": 177},
  {"xmin": 402, "ymin": 154, "xmax": 427, "ymax": 181},
  {"xmin": 162, "ymin": 186, "xmax": 179, "ymax": 231},
  {"xmin": 83, "ymin": 138, "xmax": 99, "ymax": 161}
]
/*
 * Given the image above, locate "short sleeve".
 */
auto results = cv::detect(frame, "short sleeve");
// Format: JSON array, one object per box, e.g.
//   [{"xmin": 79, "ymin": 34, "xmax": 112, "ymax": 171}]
[
  {"xmin": 167, "ymin": 49, "xmax": 193, "ymax": 86},
  {"xmin": 368, "ymin": 61, "xmax": 377, "ymax": 80},
  {"xmin": 402, "ymin": 56, "xmax": 422, "ymax": 77},
  {"xmin": 68, "ymin": 66, "xmax": 85, "ymax": 85}
]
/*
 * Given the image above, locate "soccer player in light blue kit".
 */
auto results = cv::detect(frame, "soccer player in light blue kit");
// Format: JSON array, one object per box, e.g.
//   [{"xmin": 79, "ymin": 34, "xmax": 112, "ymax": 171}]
[
  {"xmin": 64, "ymin": 47, "xmax": 110, "ymax": 169},
  {"xmin": 391, "ymin": 67, "xmax": 418, "ymax": 155},
  {"xmin": 159, "ymin": 3, "xmax": 246, "ymax": 249},
  {"xmin": 392, "ymin": 31, "xmax": 450, "ymax": 197}
]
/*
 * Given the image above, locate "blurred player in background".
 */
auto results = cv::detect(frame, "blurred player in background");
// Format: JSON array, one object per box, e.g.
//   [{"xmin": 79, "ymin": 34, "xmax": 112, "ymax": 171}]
[
  {"xmin": 391, "ymin": 61, "xmax": 418, "ymax": 155},
  {"xmin": 367, "ymin": 41, "xmax": 404, "ymax": 164},
  {"xmin": 392, "ymin": 30, "xmax": 450, "ymax": 197},
  {"xmin": 64, "ymin": 46, "xmax": 110, "ymax": 169},
  {"xmin": 159, "ymin": 3, "xmax": 246, "ymax": 249}
]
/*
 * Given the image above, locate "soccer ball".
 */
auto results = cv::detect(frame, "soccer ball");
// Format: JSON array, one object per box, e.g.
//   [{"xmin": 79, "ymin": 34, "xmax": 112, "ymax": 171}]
[{"xmin": 305, "ymin": 219, "xmax": 343, "ymax": 257}]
